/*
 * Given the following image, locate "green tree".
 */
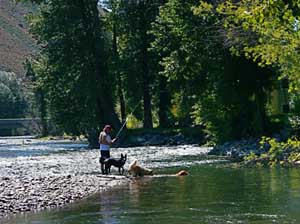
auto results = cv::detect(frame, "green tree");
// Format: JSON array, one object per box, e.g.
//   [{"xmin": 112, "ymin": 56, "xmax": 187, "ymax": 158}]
[
  {"xmin": 151, "ymin": 0, "xmax": 209, "ymax": 127},
  {"xmin": 152, "ymin": 0, "xmax": 275, "ymax": 142},
  {"xmin": 0, "ymin": 71, "xmax": 27, "ymax": 118},
  {"xmin": 103, "ymin": 0, "xmax": 127, "ymax": 123},
  {"xmin": 24, "ymin": 59, "xmax": 48, "ymax": 136},
  {"xmin": 113, "ymin": 0, "xmax": 165, "ymax": 128},
  {"xmin": 26, "ymin": 0, "xmax": 121, "ymax": 138},
  {"xmin": 215, "ymin": 0, "xmax": 300, "ymax": 91}
]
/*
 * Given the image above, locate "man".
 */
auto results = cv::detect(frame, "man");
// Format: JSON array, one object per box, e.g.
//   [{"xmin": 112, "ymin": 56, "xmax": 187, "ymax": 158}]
[{"xmin": 99, "ymin": 125, "xmax": 117, "ymax": 174}]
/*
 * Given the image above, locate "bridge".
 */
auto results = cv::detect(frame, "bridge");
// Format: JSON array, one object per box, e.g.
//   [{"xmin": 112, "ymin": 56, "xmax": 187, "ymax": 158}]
[{"xmin": 0, "ymin": 118, "xmax": 42, "ymax": 135}]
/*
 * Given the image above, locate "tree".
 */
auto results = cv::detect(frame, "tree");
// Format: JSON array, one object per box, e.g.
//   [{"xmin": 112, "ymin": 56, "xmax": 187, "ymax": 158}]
[
  {"xmin": 25, "ymin": 59, "xmax": 48, "ymax": 136},
  {"xmin": 26, "ymin": 0, "xmax": 121, "ymax": 138},
  {"xmin": 0, "ymin": 71, "xmax": 27, "ymax": 119},
  {"xmin": 151, "ymin": 0, "xmax": 275, "ymax": 142},
  {"xmin": 104, "ymin": 0, "xmax": 127, "ymax": 123},
  {"xmin": 215, "ymin": 0, "xmax": 300, "ymax": 91},
  {"xmin": 112, "ymin": 0, "xmax": 165, "ymax": 128}
]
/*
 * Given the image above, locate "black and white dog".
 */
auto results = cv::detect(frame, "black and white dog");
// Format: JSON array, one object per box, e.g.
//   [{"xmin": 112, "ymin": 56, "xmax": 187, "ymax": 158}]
[{"xmin": 103, "ymin": 153, "xmax": 127, "ymax": 175}]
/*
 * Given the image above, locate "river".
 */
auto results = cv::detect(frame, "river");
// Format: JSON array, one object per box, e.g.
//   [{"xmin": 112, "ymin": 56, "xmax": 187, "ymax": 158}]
[{"xmin": 1, "ymin": 138, "xmax": 300, "ymax": 223}]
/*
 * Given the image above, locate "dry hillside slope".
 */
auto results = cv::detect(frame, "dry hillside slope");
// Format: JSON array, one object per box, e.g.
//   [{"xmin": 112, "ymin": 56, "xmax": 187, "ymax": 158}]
[{"xmin": 0, "ymin": 0, "xmax": 37, "ymax": 77}]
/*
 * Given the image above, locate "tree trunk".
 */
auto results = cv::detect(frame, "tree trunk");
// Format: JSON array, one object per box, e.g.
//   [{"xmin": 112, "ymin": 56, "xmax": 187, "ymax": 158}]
[
  {"xmin": 39, "ymin": 91, "xmax": 48, "ymax": 136},
  {"xmin": 96, "ymin": 88, "xmax": 121, "ymax": 129},
  {"xmin": 83, "ymin": 0, "xmax": 121, "ymax": 129},
  {"xmin": 140, "ymin": 6, "xmax": 153, "ymax": 129},
  {"xmin": 117, "ymin": 75, "xmax": 126, "ymax": 123},
  {"xmin": 141, "ymin": 49, "xmax": 153, "ymax": 128},
  {"xmin": 143, "ymin": 86, "xmax": 153, "ymax": 128},
  {"xmin": 158, "ymin": 75, "xmax": 171, "ymax": 128}
]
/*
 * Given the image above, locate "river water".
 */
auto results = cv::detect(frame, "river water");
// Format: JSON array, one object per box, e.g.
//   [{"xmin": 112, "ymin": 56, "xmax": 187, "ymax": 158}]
[{"xmin": 1, "ymin": 139, "xmax": 300, "ymax": 224}]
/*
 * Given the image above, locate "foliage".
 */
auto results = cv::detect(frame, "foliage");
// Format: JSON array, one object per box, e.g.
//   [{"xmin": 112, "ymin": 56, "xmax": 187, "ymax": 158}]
[
  {"xmin": 151, "ymin": 0, "xmax": 222, "ymax": 130},
  {"xmin": 151, "ymin": 0, "xmax": 276, "ymax": 142},
  {"xmin": 107, "ymin": 0, "xmax": 166, "ymax": 128},
  {"xmin": 0, "ymin": 71, "xmax": 27, "ymax": 118},
  {"xmin": 25, "ymin": 0, "xmax": 120, "ymax": 136},
  {"xmin": 289, "ymin": 92, "xmax": 300, "ymax": 135},
  {"xmin": 245, "ymin": 137, "xmax": 300, "ymax": 166},
  {"xmin": 17, "ymin": 0, "xmax": 300, "ymax": 145},
  {"xmin": 245, "ymin": 151, "xmax": 258, "ymax": 161},
  {"xmin": 216, "ymin": 0, "xmax": 300, "ymax": 92}
]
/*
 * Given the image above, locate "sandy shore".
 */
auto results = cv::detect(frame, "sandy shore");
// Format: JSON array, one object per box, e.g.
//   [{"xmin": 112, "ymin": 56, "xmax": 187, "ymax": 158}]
[{"xmin": 0, "ymin": 149, "xmax": 130, "ymax": 217}]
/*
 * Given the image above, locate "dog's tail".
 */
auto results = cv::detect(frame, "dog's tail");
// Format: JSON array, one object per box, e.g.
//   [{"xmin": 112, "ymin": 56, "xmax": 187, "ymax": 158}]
[
  {"xmin": 129, "ymin": 160, "xmax": 137, "ymax": 168},
  {"xmin": 128, "ymin": 160, "xmax": 138, "ymax": 175}
]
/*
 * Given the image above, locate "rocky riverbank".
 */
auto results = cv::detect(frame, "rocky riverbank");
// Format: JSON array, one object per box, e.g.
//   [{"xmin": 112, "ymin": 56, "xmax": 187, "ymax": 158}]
[
  {"xmin": 209, "ymin": 137, "xmax": 300, "ymax": 166},
  {"xmin": 116, "ymin": 128, "xmax": 204, "ymax": 148},
  {"xmin": 119, "ymin": 132, "xmax": 200, "ymax": 147},
  {"xmin": 0, "ymin": 148, "xmax": 129, "ymax": 218},
  {"xmin": 0, "ymin": 141, "xmax": 212, "ymax": 219},
  {"xmin": 208, "ymin": 139, "xmax": 260, "ymax": 162},
  {"xmin": 0, "ymin": 174, "xmax": 127, "ymax": 216},
  {"xmin": 87, "ymin": 127, "xmax": 205, "ymax": 148}
]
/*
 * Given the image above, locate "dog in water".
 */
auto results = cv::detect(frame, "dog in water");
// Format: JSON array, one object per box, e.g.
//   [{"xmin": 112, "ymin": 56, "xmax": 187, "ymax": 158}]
[
  {"xmin": 103, "ymin": 153, "xmax": 127, "ymax": 175},
  {"xmin": 128, "ymin": 160, "xmax": 153, "ymax": 177},
  {"xmin": 175, "ymin": 170, "xmax": 189, "ymax": 176}
]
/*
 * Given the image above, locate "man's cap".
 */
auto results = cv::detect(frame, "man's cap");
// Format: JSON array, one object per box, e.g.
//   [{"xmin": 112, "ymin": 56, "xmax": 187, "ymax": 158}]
[{"xmin": 104, "ymin": 124, "xmax": 112, "ymax": 129}]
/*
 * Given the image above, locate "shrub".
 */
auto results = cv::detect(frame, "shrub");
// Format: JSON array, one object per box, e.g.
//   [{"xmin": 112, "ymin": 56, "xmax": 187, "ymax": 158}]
[{"xmin": 0, "ymin": 71, "xmax": 27, "ymax": 118}]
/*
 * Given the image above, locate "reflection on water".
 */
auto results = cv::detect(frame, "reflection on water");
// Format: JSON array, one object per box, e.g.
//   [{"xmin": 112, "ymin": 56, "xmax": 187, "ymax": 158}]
[{"xmin": 5, "ymin": 166, "xmax": 300, "ymax": 224}]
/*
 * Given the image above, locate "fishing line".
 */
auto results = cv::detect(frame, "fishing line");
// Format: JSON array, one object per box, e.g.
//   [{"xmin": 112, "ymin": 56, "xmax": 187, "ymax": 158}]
[{"xmin": 115, "ymin": 101, "xmax": 141, "ymax": 138}]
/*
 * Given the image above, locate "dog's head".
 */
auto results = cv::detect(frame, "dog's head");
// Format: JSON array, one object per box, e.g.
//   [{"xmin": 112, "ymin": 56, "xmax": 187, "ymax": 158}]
[
  {"xmin": 121, "ymin": 153, "xmax": 127, "ymax": 163},
  {"xmin": 142, "ymin": 165, "xmax": 153, "ymax": 175},
  {"xmin": 176, "ymin": 170, "xmax": 188, "ymax": 176}
]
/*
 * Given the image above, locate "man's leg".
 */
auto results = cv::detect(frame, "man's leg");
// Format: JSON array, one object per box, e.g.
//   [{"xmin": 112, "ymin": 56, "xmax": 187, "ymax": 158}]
[
  {"xmin": 100, "ymin": 151, "xmax": 110, "ymax": 174},
  {"xmin": 101, "ymin": 162, "xmax": 105, "ymax": 174}
]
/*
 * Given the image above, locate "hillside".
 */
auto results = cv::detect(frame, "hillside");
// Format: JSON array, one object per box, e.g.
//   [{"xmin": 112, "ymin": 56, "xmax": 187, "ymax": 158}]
[{"xmin": 0, "ymin": 0, "xmax": 37, "ymax": 77}]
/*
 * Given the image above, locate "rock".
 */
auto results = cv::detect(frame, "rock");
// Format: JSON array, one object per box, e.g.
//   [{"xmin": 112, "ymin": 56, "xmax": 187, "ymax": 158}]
[{"xmin": 209, "ymin": 139, "xmax": 260, "ymax": 161}]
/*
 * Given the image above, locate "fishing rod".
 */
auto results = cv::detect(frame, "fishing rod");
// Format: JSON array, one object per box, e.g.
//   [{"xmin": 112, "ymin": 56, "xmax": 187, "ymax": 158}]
[{"xmin": 115, "ymin": 101, "xmax": 141, "ymax": 139}]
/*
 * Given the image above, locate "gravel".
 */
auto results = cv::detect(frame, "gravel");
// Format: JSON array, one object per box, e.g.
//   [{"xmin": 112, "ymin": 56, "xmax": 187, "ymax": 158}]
[{"xmin": 0, "ymin": 149, "xmax": 129, "ymax": 217}]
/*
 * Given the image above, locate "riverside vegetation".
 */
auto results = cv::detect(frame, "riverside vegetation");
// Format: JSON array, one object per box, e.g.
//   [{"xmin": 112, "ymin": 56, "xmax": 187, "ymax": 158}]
[
  {"xmin": 1, "ymin": 1, "xmax": 300, "ymax": 163},
  {"xmin": 245, "ymin": 137, "xmax": 300, "ymax": 166},
  {"xmin": 2, "ymin": 1, "xmax": 300, "ymax": 221},
  {"xmin": 209, "ymin": 136, "xmax": 300, "ymax": 167}
]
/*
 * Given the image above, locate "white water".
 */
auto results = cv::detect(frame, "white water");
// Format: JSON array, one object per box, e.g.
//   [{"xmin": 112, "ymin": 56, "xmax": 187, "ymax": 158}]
[{"xmin": 0, "ymin": 139, "xmax": 222, "ymax": 178}]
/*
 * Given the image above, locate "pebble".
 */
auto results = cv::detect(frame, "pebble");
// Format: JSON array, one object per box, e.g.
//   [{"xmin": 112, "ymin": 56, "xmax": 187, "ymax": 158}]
[
  {"xmin": 0, "ymin": 152, "xmax": 129, "ymax": 218},
  {"xmin": 209, "ymin": 139, "xmax": 260, "ymax": 161},
  {"xmin": 0, "ymin": 141, "xmax": 205, "ymax": 219}
]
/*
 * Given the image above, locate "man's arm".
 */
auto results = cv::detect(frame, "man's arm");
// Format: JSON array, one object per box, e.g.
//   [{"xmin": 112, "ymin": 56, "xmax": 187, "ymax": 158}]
[
  {"xmin": 106, "ymin": 135, "xmax": 118, "ymax": 145},
  {"xmin": 111, "ymin": 138, "xmax": 118, "ymax": 144},
  {"xmin": 98, "ymin": 133, "xmax": 102, "ymax": 144}
]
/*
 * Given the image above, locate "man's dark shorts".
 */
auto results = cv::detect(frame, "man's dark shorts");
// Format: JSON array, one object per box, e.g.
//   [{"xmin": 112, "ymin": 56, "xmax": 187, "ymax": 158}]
[{"xmin": 99, "ymin": 150, "xmax": 110, "ymax": 163}]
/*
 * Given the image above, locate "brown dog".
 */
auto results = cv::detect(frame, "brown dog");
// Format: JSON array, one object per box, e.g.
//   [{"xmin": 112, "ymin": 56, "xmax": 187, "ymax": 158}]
[
  {"xmin": 176, "ymin": 170, "xmax": 189, "ymax": 176},
  {"xmin": 128, "ymin": 160, "xmax": 153, "ymax": 177}
]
